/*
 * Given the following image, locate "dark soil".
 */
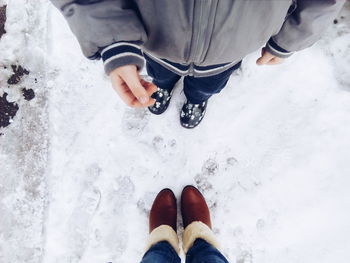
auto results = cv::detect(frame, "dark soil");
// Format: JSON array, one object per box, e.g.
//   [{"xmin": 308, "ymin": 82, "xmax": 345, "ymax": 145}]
[
  {"xmin": 0, "ymin": 5, "xmax": 6, "ymax": 39},
  {"xmin": 0, "ymin": 93, "xmax": 19, "ymax": 129},
  {"xmin": 0, "ymin": 65, "xmax": 32, "ymax": 132},
  {"xmin": 7, "ymin": 65, "xmax": 30, "ymax": 85},
  {"xmin": 22, "ymin": 88, "xmax": 35, "ymax": 101}
]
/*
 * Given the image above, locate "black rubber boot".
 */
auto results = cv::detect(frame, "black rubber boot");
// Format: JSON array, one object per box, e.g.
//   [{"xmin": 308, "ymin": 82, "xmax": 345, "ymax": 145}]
[
  {"xmin": 180, "ymin": 100, "xmax": 207, "ymax": 129},
  {"xmin": 148, "ymin": 87, "xmax": 174, "ymax": 115}
]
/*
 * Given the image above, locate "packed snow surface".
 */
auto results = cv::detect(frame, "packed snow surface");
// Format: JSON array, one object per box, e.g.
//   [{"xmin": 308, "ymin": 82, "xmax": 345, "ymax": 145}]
[{"xmin": 0, "ymin": 1, "xmax": 350, "ymax": 263}]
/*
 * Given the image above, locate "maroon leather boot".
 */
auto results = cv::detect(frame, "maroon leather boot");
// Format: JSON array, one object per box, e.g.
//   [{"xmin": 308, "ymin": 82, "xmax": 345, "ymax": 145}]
[
  {"xmin": 149, "ymin": 188, "xmax": 177, "ymax": 233},
  {"xmin": 181, "ymin": 185, "xmax": 212, "ymax": 229}
]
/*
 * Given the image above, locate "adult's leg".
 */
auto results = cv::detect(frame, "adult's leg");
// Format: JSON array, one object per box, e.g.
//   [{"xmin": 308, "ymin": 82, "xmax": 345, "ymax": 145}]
[
  {"xmin": 183, "ymin": 63, "xmax": 241, "ymax": 104},
  {"xmin": 141, "ymin": 240, "xmax": 181, "ymax": 263},
  {"xmin": 140, "ymin": 189, "xmax": 180, "ymax": 263},
  {"xmin": 181, "ymin": 186, "xmax": 230, "ymax": 263},
  {"xmin": 185, "ymin": 238, "xmax": 229, "ymax": 263}
]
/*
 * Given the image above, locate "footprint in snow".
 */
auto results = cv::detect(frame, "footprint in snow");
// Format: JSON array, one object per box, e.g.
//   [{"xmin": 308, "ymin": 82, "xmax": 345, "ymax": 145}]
[
  {"xmin": 137, "ymin": 191, "xmax": 157, "ymax": 216},
  {"xmin": 121, "ymin": 108, "xmax": 150, "ymax": 136},
  {"xmin": 152, "ymin": 135, "xmax": 177, "ymax": 158},
  {"xmin": 194, "ymin": 158, "xmax": 219, "ymax": 194},
  {"xmin": 104, "ymin": 228, "xmax": 129, "ymax": 260},
  {"xmin": 201, "ymin": 158, "xmax": 219, "ymax": 176},
  {"xmin": 67, "ymin": 186, "xmax": 101, "ymax": 262},
  {"xmin": 237, "ymin": 249, "xmax": 253, "ymax": 263},
  {"xmin": 110, "ymin": 176, "xmax": 135, "ymax": 214},
  {"xmin": 85, "ymin": 163, "xmax": 101, "ymax": 185}
]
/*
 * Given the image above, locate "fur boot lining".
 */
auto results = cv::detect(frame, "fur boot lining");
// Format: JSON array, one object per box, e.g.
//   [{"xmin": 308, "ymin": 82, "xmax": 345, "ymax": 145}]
[
  {"xmin": 145, "ymin": 225, "xmax": 180, "ymax": 254},
  {"xmin": 182, "ymin": 221, "xmax": 220, "ymax": 253}
]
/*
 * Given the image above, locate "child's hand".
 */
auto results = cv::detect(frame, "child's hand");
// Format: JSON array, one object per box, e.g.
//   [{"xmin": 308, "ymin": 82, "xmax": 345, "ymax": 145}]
[
  {"xmin": 109, "ymin": 65, "xmax": 157, "ymax": 107},
  {"xmin": 256, "ymin": 48, "xmax": 285, "ymax": 66}
]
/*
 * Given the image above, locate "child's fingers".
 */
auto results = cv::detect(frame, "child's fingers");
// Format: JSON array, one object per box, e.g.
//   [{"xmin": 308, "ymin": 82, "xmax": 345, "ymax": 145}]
[
  {"xmin": 141, "ymin": 79, "xmax": 158, "ymax": 96},
  {"xmin": 266, "ymin": 57, "xmax": 284, "ymax": 65},
  {"xmin": 109, "ymin": 65, "xmax": 155, "ymax": 108},
  {"xmin": 113, "ymin": 80, "xmax": 155, "ymax": 108},
  {"xmin": 256, "ymin": 53, "xmax": 274, "ymax": 65},
  {"xmin": 113, "ymin": 82, "xmax": 139, "ymax": 107},
  {"xmin": 129, "ymin": 97, "xmax": 156, "ymax": 107},
  {"xmin": 122, "ymin": 70, "xmax": 150, "ymax": 105},
  {"xmin": 110, "ymin": 68, "xmax": 140, "ymax": 106},
  {"xmin": 114, "ymin": 84, "xmax": 154, "ymax": 107}
]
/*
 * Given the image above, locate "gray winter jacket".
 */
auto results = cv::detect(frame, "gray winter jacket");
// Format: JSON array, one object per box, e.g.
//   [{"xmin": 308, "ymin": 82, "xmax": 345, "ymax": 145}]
[{"xmin": 50, "ymin": 0, "xmax": 345, "ymax": 77}]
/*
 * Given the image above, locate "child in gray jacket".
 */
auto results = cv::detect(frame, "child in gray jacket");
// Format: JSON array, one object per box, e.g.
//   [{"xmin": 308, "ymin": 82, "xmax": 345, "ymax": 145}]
[{"xmin": 51, "ymin": 0, "xmax": 345, "ymax": 128}]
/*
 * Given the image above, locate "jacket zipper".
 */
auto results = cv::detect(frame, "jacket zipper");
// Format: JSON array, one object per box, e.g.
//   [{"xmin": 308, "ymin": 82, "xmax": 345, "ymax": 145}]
[
  {"xmin": 191, "ymin": 1, "xmax": 204, "ymax": 62},
  {"xmin": 189, "ymin": 62, "xmax": 195, "ymax": 76},
  {"xmin": 187, "ymin": 0, "xmax": 218, "ymax": 69},
  {"xmin": 199, "ymin": 0, "xmax": 218, "ymax": 63}
]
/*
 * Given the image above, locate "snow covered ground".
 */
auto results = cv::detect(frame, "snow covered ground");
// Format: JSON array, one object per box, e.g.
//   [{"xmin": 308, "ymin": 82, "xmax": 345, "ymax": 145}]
[{"xmin": 1, "ymin": 1, "xmax": 350, "ymax": 263}]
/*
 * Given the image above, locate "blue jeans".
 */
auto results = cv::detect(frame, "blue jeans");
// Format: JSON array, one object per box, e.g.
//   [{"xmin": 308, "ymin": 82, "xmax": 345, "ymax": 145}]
[
  {"xmin": 144, "ymin": 54, "xmax": 241, "ymax": 104},
  {"xmin": 140, "ymin": 239, "xmax": 229, "ymax": 263}
]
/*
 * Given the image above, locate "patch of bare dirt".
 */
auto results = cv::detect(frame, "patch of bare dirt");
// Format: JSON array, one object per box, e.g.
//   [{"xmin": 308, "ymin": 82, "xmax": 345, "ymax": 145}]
[
  {"xmin": 0, "ymin": 5, "xmax": 6, "ymax": 39},
  {"xmin": 8, "ymin": 65, "xmax": 30, "ymax": 85},
  {"xmin": 0, "ymin": 93, "xmax": 19, "ymax": 129},
  {"xmin": 1, "ymin": 65, "xmax": 33, "ymax": 132}
]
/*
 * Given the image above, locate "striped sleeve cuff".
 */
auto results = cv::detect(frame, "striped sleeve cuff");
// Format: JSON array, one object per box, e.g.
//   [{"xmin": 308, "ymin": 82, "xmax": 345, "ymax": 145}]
[
  {"xmin": 265, "ymin": 37, "xmax": 294, "ymax": 59},
  {"xmin": 100, "ymin": 42, "xmax": 145, "ymax": 75}
]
